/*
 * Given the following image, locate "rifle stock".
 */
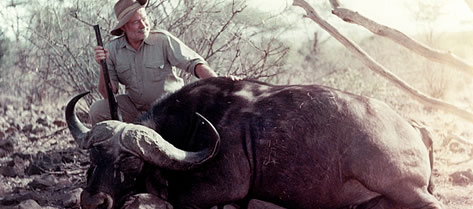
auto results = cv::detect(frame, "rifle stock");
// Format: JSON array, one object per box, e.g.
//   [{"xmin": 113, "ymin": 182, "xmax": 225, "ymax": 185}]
[{"xmin": 93, "ymin": 25, "xmax": 122, "ymax": 121}]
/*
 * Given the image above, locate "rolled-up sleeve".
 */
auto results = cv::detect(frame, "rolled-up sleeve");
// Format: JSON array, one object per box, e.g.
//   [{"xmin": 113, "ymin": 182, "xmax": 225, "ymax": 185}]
[{"xmin": 163, "ymin": 32, "xmax": 207, "ymax": 76}]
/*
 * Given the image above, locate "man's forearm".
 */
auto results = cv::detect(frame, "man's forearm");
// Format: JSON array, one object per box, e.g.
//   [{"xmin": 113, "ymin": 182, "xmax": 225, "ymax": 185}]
[{"xmin": 195, "ymin": 63, "xmax": 218, "ymax": 79}]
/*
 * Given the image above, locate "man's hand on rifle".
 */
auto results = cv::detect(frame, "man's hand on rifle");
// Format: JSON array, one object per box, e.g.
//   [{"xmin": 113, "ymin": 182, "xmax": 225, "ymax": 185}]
[
  {"xmin": 95, "ymin": 46, "xmax": 117, "ymax": 98},
  {"xmin": 95, "ymin": 46, "xmax": 109, "ymax": 64}
]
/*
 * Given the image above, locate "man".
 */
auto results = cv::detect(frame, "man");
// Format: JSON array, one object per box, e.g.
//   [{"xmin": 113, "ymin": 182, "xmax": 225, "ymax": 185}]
[{"xmin": 90, "ymin": 0, "xmax": 219, "ymax": 125}]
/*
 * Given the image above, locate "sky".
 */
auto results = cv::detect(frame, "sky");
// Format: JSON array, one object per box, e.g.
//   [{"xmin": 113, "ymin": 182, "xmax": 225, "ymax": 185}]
[
  {"xmin": 2, "ymin": 0, "xmax": 473, "ymax": 40},
  {"xmin": 0, "ymin": 1, "xmax": 28, "ymax": 39},
  {"xmin": 247, "ymin": 0, "xmax": 473, "ymax": 34},
  {"xmin": 342, "ymin": 0, "xmax": 473, "ymax": 33}
]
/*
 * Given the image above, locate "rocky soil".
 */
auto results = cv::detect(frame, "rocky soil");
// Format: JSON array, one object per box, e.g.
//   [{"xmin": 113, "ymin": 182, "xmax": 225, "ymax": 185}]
[
  {"xmin": 0, "ymin": 94, "xmax": 472, "ymax": 208},
  {"xmin": 0, "ymin": 95, "xmax": 88, "ymax": 209}
]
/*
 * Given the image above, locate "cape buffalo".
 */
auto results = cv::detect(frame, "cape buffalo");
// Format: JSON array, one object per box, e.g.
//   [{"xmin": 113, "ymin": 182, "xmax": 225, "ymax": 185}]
[{"xmin": 66, "ymin": 77, "xmax": 443, "ymax": 209}]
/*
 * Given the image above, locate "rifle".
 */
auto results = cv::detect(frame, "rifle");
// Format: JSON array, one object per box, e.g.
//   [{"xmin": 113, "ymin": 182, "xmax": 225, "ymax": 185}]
[{"xmin": 93, "ymin": 25, "xmax": 122, "ymax": 121}]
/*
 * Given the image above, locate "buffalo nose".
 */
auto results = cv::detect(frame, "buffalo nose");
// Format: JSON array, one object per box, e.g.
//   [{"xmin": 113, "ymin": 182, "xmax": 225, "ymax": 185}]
[{"xmin": 81, "ymin": 190, "xmax": 114, "ymax": 209}]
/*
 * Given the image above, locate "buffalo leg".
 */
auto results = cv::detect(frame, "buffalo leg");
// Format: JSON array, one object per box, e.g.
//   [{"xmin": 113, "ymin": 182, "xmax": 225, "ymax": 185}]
[{"xmin": 367, "ymin": 181, "xmax": 443, "ymax": 209}]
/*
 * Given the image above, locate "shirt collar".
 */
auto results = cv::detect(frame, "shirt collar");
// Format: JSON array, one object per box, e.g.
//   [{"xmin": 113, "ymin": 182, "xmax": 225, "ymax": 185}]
[
  {"xmin": 117, "ymin": 36, "xmax": 127, "ymax": 49},
  {"xmin": 117, "ymin": 34, "xmax": 156, "ymax": 50}
]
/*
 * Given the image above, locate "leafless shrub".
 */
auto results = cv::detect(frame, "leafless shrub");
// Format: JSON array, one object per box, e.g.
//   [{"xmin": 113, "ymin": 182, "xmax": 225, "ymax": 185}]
[{"xmin": 6, "ymin": 0, "xmax": 290, "ymax": 105}]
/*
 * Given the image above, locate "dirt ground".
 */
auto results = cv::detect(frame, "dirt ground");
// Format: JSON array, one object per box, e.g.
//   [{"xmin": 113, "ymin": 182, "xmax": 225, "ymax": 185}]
[{"xmin": 0, "ymin": 94, "xmax": 472, "ymax": 209}]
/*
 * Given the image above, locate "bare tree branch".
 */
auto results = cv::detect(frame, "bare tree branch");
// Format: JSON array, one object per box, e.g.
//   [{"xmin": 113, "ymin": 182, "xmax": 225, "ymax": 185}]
[
  {"xmin": 292, "ymin": 0, "xmax": 473, "ymax": 124},
  {"xmin": 7, "ymin": 0, "xmax": 290, "ymax": 104},
  {"xmin": 206, "ymin": 1, "xmax": 246, "ymax": 59}
]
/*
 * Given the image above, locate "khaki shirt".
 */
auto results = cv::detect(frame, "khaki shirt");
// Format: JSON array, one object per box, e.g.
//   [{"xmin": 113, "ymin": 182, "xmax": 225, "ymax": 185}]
[{"xmin": 105, "ymin": 30, "xmax": 207, "ymax": 110}]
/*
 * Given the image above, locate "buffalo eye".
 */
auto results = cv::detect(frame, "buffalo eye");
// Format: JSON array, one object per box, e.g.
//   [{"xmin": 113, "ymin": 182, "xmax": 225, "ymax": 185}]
[
  {"xmin": 117, "ymin": 153, "xmax": 144, "ymax": 176},
  {"xmin": 89, "ymin": 145, "xmax": 114, "ymax": 164},
  {"xmin": 120, "ymin": 171, "xmax": 125, "ymax": 183},
  {"xmin": 113, "ymin": 168, "xmax": 126, "ymax": 183},
  {"xmin": 112, "ymin": 154, "xmax": 144, "ymax": 191}
]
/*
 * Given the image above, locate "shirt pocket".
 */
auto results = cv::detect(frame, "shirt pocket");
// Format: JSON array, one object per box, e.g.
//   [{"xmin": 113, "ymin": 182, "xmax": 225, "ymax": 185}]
[
  {"xmin": 144, "ymin": 60, "xmax": 167, "ymax": 82},
  {"xmin": 116, "ymin": 64, "xmax": 135, "ymax": 86}
]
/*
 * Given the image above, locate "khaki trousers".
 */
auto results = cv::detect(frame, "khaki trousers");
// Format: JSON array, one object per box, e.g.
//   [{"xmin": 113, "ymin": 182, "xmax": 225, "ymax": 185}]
[{"xmin": 89, "ymin": 94, "xmax": 149, "ymax": 125}]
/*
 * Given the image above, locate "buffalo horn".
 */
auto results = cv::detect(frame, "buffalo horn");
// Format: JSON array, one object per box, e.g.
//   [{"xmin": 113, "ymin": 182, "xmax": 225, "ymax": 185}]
[
  {"xmin": 120, "ymin": 113, "xmax": 220, "ymax": 170},
  {"xmin": 65, "ymin": 92, "xmax": 91, "ymax": 149}
]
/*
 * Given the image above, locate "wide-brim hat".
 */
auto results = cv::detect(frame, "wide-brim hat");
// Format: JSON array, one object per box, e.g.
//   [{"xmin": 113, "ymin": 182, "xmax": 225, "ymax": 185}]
[{"xmin": 111, "ymin": 0, "xmax": 148, "ymax": 36}]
